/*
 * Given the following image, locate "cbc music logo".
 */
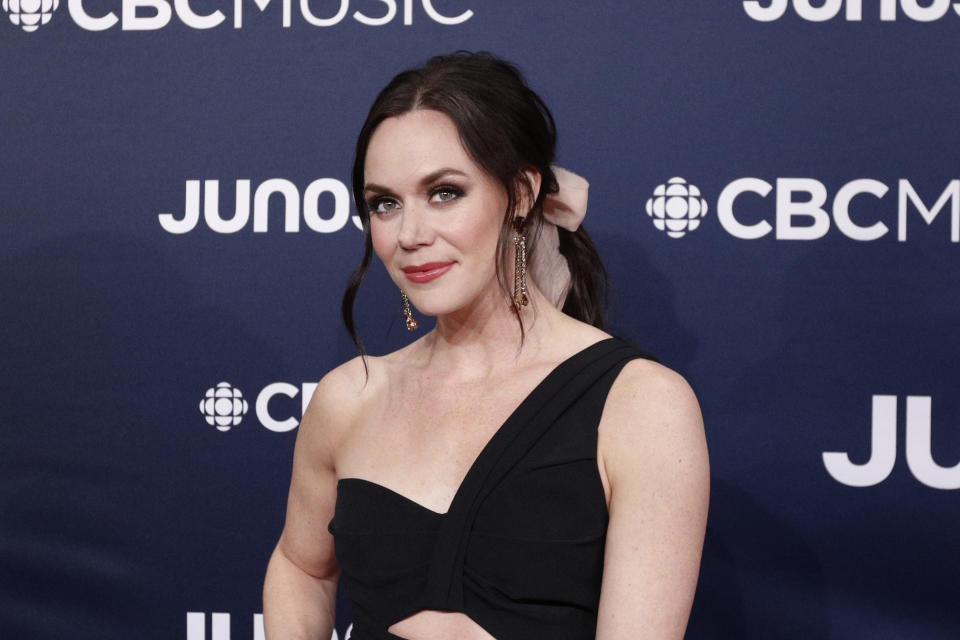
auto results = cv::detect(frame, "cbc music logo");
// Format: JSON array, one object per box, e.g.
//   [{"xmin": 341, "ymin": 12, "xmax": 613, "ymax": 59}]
[
  {"xmin": 2, "ymin": 0, "xmax": 58, "ymax": 31},
  {"xmin": 186, "ymin": 612, "xmax": 353, "ymax": 640},
  {"xmin": 744, "ymin": 0, "xmax": 960, "ymax": 22},
  {"xmin": 159, "ymin": 178, "xmax": 363, "ymax": 235},
  {"xmin": 645, "ymin": 178, "xmax": 709, "ymax": 239},
  {"xmin": 4, "ymin": 0, "xmax": 471, "ymax": 32},
  {"xmin": 198, "ymin": 381, "xmax": 318, "ymax": 432},
  {"xmin": 642, "ymin": 176, "xmax": 960, "ymax": 243},
  {"xmin": 823, "ymin": 395, "xmax": 959, "ymax": 489}
]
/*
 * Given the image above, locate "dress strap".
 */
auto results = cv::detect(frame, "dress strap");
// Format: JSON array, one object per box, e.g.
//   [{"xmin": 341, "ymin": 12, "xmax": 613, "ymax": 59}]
[{"xmin": 425, "ymin": 337, "xmax": 652, "ymax": 609}]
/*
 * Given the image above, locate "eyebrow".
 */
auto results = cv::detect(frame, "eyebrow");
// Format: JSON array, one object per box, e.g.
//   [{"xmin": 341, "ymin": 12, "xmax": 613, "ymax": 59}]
[{"xmin": 364, "ymin": 168, "xmax": 469, "ymax": 195}]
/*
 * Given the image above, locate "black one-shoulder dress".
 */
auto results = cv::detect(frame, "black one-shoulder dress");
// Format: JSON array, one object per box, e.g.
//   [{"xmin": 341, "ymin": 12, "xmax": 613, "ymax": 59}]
[{"xmin": 328, "ymin": 337, "xmax": 655, "ymax": 639}]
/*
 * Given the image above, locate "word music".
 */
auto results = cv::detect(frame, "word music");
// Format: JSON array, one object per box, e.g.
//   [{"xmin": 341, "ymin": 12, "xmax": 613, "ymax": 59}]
[{"xmin": 67, "ymin": 0, "xmax": 472, "ymax": 30}]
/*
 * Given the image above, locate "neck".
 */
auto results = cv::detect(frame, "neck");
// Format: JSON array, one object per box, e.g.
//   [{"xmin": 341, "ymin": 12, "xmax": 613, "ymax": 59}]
[{"xmin": 423, "ymin": 282, "xmax": 560, "ymax": 379}]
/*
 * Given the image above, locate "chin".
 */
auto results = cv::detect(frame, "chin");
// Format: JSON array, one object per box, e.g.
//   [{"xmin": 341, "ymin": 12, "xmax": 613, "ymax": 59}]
[
  {"xmin": 406, "ymin": 299, "xmax": 456, "ymax": 318},
  {"xmin": 403, "ymin": 288, "xmax": 471, "ymax": 317},
  {"xmin": 399, "ymin": 273, "xmax": 500, "ymax": 318}
]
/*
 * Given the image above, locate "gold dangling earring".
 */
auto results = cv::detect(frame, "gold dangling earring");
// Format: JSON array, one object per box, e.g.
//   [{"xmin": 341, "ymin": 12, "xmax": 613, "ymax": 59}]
[
  {"xmin": 512, "ymin": 217, "xmax": 529, "ymax": 312},
  {"xmin": 400, "ymin": 289, "xmax": 418, "ymax": 331}
]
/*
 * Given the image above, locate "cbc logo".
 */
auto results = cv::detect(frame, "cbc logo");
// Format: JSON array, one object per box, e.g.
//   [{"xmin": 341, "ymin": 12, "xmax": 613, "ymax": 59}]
[
  {"xmin": 645, "ymin": 177, "xmax": 709, "ymax": 239},
  {"xmin": 5, "ymin": 0, "xmax": 470, "ymax": 32},
  {"xmin": 2, "ymin": 0, "xmax": 58, "ymax": 31},
  {"xmin": 199, "ymin": 382, "xmax": 250, "ymax": 432},
  {"xmin": 823, "ymin": 395, "xmax": 959, "ymax": 489},
  {"xmin": 186, "ymin": 612, "xmax": 353, "ymax": 640},
  {"xmin": 643, "ymin": 176, "xmax": 960, "ymax": 243},
  {"xmin": 199, "ymin": 381, "xmax": 316, "ymax": 432},
  {"xmin": 744, "ymin": 0, "xmax": 960, "ymax": 21}
]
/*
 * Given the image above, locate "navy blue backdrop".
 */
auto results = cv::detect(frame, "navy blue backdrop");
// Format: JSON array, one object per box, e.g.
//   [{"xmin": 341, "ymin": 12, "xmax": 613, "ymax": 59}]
[{"xmin": 2, "ymin": 1, "xmax": 959, "ymax": 638}]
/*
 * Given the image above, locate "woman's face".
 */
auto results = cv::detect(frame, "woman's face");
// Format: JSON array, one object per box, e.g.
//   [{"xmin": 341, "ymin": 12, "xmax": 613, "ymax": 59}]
[{"xmin": 364, "ymin": 109, "xmax": 509, "ymax": 319}]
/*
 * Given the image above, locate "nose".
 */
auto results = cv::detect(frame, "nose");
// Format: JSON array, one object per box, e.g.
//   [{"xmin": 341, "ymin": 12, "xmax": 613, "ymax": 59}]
[{"xmin": 396, "ymin": 203, "xmax": 433, "ymax": 250}]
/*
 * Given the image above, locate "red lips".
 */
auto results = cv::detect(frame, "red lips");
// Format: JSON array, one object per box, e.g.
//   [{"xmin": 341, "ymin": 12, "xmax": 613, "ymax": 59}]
[{"xmin": 401, "ymin": 261, "xmax": 455, "ymax": 283}]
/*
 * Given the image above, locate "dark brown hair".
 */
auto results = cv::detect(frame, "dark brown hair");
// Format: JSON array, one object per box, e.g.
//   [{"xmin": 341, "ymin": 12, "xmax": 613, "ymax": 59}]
[{"xmin": 342, "ymin": 51, "xmax": 607, "ymax": 354}]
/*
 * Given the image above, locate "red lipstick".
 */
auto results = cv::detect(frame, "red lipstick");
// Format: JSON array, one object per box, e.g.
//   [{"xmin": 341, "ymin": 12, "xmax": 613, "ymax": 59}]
[{"xmin": 401, "ymin": 261, "xmax": 454, "ymax": 283}]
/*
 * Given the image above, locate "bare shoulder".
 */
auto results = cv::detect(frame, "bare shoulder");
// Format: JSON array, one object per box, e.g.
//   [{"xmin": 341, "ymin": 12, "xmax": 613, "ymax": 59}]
[
  {"xmin": 598, "ymin": 358, "xmax": 708, "ymax": 487},
  {"xmin": 594, "ymin": 358, "xmax": 708, "ymax": 638},
  {"xmin": 605, "ymin": 358, "xmax": 702, "ymax": 425},
  {"xmin": 276, "ymin": 355, "xmax": 380, "ymax": 580},
  {"xmin": 314, "ymin": 356, "xmax": 366, "ymax": 398},
  {"xmin": 299, "ymin": 355, "xmax": 381, "ymax": 452}
]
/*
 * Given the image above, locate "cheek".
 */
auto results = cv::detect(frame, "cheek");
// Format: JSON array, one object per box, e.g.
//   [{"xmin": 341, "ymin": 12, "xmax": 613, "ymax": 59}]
[
  {"xmin": 475, "ymin": 206, "xmax": 506, "ymax": 255},
  {"xmin": 448, "ymin": 217, "xmax": 497, "ymax": 264},
  {"xmin": 370, "ymin": 221, "xmax": 395, "ymax": 262},
  {"xmin": 463, "ymin": 194, "xmax": 506, "ymax": 245}
]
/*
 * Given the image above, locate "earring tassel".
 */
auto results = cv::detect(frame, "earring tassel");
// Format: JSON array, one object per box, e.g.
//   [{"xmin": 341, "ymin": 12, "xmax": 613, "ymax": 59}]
[
  {"xmin": 513, "ymin": 228, "xmax": 529, "ymax": 311},
  {"xmin": 401, "ymin": 290, "xmax": 418, "ymax": 331}
]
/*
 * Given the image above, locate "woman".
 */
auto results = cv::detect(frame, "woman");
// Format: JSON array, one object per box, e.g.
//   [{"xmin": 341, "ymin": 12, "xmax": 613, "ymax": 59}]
[{"xmin": 263, "ymin": 52, "xmax": 709, "ymax": 640}]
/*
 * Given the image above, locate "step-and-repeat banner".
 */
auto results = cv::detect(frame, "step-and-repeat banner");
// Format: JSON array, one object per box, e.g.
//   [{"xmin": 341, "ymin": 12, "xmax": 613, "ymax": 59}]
[{"xmin": 2, "ymin": 2, "xmax": 958, "ymax": 638}]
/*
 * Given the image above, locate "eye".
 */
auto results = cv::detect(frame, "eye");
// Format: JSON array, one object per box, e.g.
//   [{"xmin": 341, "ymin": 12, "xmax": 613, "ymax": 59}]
[
  {"xmin": 369, "ymin": 197, "xmax": 401, "ymax": 216},
  {"xmin": 430, "ymin": 185, "xmax": 463, "ymax": 203}
]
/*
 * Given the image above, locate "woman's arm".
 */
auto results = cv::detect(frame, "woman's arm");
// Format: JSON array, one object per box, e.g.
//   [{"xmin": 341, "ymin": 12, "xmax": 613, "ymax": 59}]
[
  {"xmin": 263, "ymin": 363, "xmax": 361, "ymax": 639},
  {"xmin": 263, "ymin": 542, "xmax": 337, "ymax": 640},
  {"xmin": 595, "ymin": 360, "xmax": 710, "ymax": 640}
]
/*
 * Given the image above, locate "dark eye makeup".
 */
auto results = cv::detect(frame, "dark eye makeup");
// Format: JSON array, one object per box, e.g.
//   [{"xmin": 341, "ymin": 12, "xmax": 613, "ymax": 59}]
[
  {"xmin": 365, "ymin": 183, "xmax": 465, "ymax": 216},
  {"xmin": 367, "ymin": 197, "xmax": 400, "ymax": 215},
  {"xmin": 430, "ymin": 184, "xmax": 465, "ymax": 202}
]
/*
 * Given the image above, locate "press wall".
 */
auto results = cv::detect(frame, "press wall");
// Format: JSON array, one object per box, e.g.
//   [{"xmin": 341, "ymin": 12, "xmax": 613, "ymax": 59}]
[{"xmin": 2, "ymin": 2, "xmax": 959, "ymax": 638}]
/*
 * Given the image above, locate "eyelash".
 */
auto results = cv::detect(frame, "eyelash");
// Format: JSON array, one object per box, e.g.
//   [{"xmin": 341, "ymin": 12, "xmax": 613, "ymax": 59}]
[
  {"xmin": 368, "ymin": 197, "xmax": 400, "ymax": 216},
  {"xmin": 431, "ymin": 185, "xmax": 464, "ymax": 203},
  {"xmin": 366, "ymin": 185, "xmax": 464, "ymax": 216}
]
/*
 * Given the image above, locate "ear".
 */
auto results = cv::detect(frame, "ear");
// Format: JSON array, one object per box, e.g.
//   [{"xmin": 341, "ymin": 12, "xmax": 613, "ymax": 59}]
[{"xmin": 516, "ymin": 168, "xmax": 542, "ymax": 218}]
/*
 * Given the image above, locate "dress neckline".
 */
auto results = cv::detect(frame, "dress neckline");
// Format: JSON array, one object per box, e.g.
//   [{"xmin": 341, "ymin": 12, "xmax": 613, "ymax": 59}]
[{"xmin": 337, "ymin": 336, "xmax": 619, "ymax": 516}]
